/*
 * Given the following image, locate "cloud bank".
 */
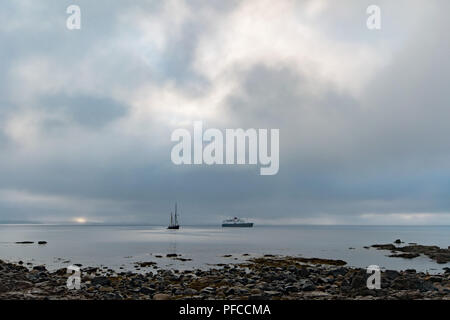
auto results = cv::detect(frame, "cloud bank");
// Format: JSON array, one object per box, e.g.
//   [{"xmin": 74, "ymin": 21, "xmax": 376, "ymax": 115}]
[{"xmin": 0, "ymin": 0, "xmax": 449, "ymax": 225}]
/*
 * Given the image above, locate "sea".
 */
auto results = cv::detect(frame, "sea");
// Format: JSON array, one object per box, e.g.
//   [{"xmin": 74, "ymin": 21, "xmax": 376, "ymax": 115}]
[{"xmin": 0, "ymin": 225, "xmax": 448, "ymax": 274}]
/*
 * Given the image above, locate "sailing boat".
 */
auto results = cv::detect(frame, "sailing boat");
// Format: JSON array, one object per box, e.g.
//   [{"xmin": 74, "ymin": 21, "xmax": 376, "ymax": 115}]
[{"xmin": 167, "ymin": 203, "xmax": 180, "ymax": 229}]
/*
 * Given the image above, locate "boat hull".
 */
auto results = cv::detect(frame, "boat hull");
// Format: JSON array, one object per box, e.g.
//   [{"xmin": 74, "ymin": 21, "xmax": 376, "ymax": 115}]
[
  {"xmin": 222, "ymin": 223, "xmax": 253, "ymax": 228},
  {"xmin": 167, "ymin": 225, "xmax": 180, "ymax": 230}
]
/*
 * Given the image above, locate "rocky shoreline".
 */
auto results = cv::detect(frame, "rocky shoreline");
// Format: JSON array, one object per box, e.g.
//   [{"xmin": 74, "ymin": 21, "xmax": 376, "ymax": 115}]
[
  {"xmin": 371, "ymin": 242, "xmax": 450, "ymax": 264},
  {"xmin": 1, "ymin": 254, "xmax": 449, "ymax": 300}
]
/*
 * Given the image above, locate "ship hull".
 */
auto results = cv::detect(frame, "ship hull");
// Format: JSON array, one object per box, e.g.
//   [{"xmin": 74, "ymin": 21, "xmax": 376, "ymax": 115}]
[
  {"xmin": 222, "ymin": 223, "xmax": 253, "ymax": 228},
  {"xmin": 167, "ymin": 225, "xmax": 180, "ymax": 230}
]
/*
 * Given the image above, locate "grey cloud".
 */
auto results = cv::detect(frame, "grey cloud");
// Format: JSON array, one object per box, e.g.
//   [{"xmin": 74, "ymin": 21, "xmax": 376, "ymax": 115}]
[
  {"xmin": 217, "ymin": 1, "xmax": 450, "ymax": 219},
  {"xmin": 0, "ymin": 1, "xmax": 449, "ymax": 224},
  {"xmin": 39, "ymin": 94, "xmax": 128, "ymax": 128}
]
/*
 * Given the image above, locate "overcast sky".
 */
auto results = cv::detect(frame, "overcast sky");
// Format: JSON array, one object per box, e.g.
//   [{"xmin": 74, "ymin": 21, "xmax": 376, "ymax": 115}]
[{"xmin": 0, "ymin": 0, "xmax": 449, "ymax": 225}]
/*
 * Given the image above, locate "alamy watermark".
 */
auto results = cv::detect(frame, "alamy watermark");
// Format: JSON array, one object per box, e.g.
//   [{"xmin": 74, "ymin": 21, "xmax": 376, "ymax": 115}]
[
  {"xmin": 366, "ymin": 265, "xmax": 381, "ymax": 289},
  {"xmin": 66, "ymin": 265, "xmax": 81, "ymax": 290},
  {"xmin": 171, "ymin": 121, "xmax": 279, "ymax": 175},
  {"xmin": 366, "ymin": 5, "xmax": 381, "ymax": 30},
  {"xmin": 66, "ymin": 5, "xmax": 81, "ymax": 30}
]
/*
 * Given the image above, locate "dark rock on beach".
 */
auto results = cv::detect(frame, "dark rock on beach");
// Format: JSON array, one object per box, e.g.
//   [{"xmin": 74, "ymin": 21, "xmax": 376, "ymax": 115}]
[
  {"xmin": 372, "ymin": 244, "xmax": 396, "ymax": 250},
  {"xmin": 174, "ymin": 257, "xmax": 192, "ymax": 262},
  {"xmin": 91, "ymin": 276, "xmax": 111, "ymax": 286},
  {"xmin": 136, "ymin": 262, "xmax": 157, "ymax": 268},
  {"xmin": 389, "ymin": 253, "xmax": 420, "ymax": 259},
  {"xmin": 32, "ymin": 265, "xmax": 47, "ymax": 272}
]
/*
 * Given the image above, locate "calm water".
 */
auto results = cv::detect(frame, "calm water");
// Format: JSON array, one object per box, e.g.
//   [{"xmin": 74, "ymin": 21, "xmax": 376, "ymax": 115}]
[{"xmin": 0, "ymin": 225, "xmax": 448, "ymax": 273}]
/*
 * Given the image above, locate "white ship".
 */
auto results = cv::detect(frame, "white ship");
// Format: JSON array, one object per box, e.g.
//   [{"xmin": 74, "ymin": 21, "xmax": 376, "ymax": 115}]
[{"xmin": 222, "ymin": 217, "xmax": 254, "ymax": 228}]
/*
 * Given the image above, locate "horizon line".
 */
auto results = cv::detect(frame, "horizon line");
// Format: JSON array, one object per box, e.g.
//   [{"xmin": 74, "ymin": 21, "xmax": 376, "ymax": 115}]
[{"xmin": 0, "ymin": 223, "xmax": 449, "ymax": 227}]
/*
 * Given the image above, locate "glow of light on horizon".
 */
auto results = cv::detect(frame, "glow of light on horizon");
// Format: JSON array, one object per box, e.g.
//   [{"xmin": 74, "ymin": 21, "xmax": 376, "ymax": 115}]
[{"xmin": 73, "ymin": 217, "xmax": 87, "ymax": 224}]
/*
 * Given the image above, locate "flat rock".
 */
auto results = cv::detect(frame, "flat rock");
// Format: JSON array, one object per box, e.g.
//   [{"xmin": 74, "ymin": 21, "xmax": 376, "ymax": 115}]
[
  {"xmin": 389, "ymin": 253, "xmax": 420, "ymax": 259},
  {"xmin": 153, "ymin": 293, "xmax": 171, "ymax": 300}
]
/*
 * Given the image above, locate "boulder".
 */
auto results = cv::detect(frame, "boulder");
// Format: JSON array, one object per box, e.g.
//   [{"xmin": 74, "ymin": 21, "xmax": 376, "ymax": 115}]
[
  {"xmin": 32, "ymin": 265, "xmax": 47, "ymax": 272},
  {"xmin": 91, "ymin": 276, "xmax": 111, "ymax": 286}
]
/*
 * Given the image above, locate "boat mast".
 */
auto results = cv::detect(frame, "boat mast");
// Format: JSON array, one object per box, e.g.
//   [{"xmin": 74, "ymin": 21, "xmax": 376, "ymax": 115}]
[
  {"xmin": 174, "ymin": 203, "xmax": 178, "ymax": 225},
  {"xmin": 170, "ymin": 212, "xmax": 173, "ymax": 226}
]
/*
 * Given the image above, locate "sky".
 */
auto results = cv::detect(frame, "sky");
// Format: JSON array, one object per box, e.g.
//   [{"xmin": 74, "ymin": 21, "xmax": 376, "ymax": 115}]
[{"xmin": 0, "ymin": 0, "xmax": 450, "ymax": 225}]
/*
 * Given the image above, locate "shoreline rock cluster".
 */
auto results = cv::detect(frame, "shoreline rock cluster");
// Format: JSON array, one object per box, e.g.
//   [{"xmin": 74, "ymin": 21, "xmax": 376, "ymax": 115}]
[
  {"xmin": 371, "ymin": 240, "xmax": 450, "ymax": 264},
  {"xmin": 15, "ymin": 241, "xmax": 47, "ymax": 245},
  {"xmin": 1, "ymin": 255, "xmax": 449, "ymax": 300}
]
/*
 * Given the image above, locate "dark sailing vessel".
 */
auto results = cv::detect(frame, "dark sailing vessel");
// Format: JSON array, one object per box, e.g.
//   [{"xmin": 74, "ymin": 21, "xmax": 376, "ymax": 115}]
[{"xmin": 167, "ymin": 203, "xmax": 180, "ymax": 230}]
